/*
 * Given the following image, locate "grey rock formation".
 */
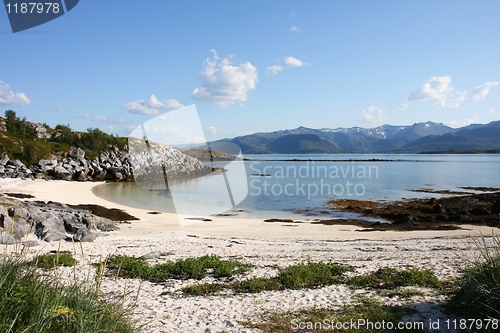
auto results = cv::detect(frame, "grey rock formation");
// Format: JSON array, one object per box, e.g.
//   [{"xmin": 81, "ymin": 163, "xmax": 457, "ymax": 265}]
[
  {"xmin": 138, "ymin": 251, "xmax": 162, "ymax": 260},
  {"xmin": 27, "ymin": 121, "xmax": 51, "ymax": 139},
  {"xmin": 74, "ymin": 228, "xmax": 96, "ymax": 242},
  {"xmin": 0, "ymin": 196, "xmax": 122, "ymax": 244}
]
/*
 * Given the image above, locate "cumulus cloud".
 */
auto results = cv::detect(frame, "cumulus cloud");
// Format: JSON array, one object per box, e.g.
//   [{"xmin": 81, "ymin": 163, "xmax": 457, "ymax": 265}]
[
  {"xmin": 471, "ymin": 81, "xmax": 499, "ymax": 101},
  {"xmin": 404, "ymin": 76, "xmax": 468, "ymax": 108},
  {"xmin": 265, "ymin": 65, "xmax": 284, "ymax": 77},
  {"xmin": 191, "ymin": 51, "xmax": 258, "ymax": 107},
  {"xmin": 84, "ymin": 114, "xmax": 131, "ymax": 124},
  {"xmin": 0, "ymin": 80, "xmax": 31, "ymax": 106},
  {"xmin": 447, "ymin": 114, "xmax": 480, "ymax": 128},
  {"xmin": 290, "ymin": 25, "xmax": 301, "ymax": 32},
  {"xmin": 284, "ymin": 56, "xmax": 303, "ymax": 67},
  {"xmin": 124, "ymin": 94, "xmax": 183, "ymax": 115},
  {"xmin": 206, "ymin": 126, "xmax": 218, "ymax": 135},
  {"xmin": 360, "ymin": 106, "xmax": 386, "ymax": 123},
  {"xmin": 403, "ymin": 76, "xmax": 499, "ymax": 110},
  {"xmin": 489, "ymin": 108, "xmax": 497, "ymax": 114}
]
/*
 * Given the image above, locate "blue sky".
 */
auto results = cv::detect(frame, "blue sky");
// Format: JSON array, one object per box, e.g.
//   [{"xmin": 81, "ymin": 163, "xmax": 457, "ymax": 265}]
[{"xmin": 1, "ymin": 1, "xmax": 499, "ymax": 141}]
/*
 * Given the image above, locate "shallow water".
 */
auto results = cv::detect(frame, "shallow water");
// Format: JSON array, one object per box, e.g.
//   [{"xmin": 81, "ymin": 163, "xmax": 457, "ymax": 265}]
[{"xmin": 92, "ymin": 154, "xmax": 500, "ymax": 218}]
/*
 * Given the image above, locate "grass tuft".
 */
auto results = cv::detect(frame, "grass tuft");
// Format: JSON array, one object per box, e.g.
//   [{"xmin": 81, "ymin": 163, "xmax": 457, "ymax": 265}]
[
  {"xmin": 0, "ymin": 254, "xmax": 138, "ymax": 333},
  {"xmin": 101, "ymin": 254, "xmax": 252, "ymax": 282},
  {"xmin": 448, "ymin": 233, "xmax": 500, "ymax": 323}
]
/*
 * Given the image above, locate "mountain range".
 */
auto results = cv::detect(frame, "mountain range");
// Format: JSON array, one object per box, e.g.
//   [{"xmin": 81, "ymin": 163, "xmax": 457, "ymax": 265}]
[{"xmin": 217, "ymin": 120, "xmax": 500, "ymax": 154}]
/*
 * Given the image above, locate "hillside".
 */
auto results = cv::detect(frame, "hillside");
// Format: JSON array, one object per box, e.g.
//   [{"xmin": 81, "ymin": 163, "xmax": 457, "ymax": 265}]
[{"xmin": 217, "ymin": 121, "xmax": 500, "ymax": 154}]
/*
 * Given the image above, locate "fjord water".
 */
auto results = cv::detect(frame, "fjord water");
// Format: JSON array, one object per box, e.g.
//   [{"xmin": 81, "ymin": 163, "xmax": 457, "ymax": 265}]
[{"xmin": 92, "ymin": 154, "xmax": 500, "ymax": 217}]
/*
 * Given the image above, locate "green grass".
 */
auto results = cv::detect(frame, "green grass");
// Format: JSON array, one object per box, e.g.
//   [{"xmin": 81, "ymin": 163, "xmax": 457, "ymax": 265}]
[
  {"xmin": 346, "ymin": 266, "xmax": 441, "ymax": 289},
  {"xmin": 101, "ymin": 254, "xmax": 252, "ymax": 282},
  {"xmin": 183, "ymin": 261, "xmax": 354, "ymax": 296},
  {"xmin": 28, "ymin": 252, "xmax": 77, "ymax": 269},
  {"xmin": 447, "ymin": 234, "xmax": 500, "ymax": 325},
  {"xmin": 0, "ymin": 254, "xmax": 138, "ymax": 333},
  {"xmin": 240, "ymin": 296, "xmax": 420, "ymax": 333}
]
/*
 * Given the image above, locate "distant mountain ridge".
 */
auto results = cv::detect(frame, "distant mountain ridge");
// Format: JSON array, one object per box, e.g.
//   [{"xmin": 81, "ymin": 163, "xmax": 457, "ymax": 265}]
[{"xmin": 218, "ymin": 121, "xmax": 500, "ymax": 154}]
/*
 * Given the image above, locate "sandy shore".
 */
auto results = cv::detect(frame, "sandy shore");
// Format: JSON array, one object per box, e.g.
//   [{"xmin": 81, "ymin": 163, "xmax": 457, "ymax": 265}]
[{"xmin": 1, "ymin": 178, "xmax": 499, "ymax": 332}]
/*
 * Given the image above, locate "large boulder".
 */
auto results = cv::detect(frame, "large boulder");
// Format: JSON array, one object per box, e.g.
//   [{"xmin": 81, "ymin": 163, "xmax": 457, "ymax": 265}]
[
  {"xmin": 68, "ymin": 146, "xmax": 85, "ymax": 160},
  {"xmin": 27, "ymin": 122, "xmax": 51, "ymax": 139},
  {"xmin": 0, "ymin": 152, "xmax": 9, "ymax": 166},
  {"xmin": 53, "ymin": 166, "xmax": 72, "ymax": 180},
  {"xmin": 34, "ymin": 215, "xmax": 67, "ymax": 242}
]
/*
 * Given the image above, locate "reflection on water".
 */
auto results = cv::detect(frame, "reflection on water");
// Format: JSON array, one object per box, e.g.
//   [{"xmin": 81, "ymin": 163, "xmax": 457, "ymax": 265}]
[{"xmin": 92, "ymin": 154, "xmax": 500, "ymax": 218}]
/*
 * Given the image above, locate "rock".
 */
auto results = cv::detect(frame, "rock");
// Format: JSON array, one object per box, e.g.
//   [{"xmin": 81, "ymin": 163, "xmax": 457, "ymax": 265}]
[
  {"xmin": 27, "ymin": 122, "xmax": 51, "ymax": 139},
  {"xmin": 0, "ymin": 120, "xmax": 6, "ymax": 132},
  {"xmin": 53, "ymin": 166, "xmax": 73, "ymax": 180},
  {"xmin": 14, "ymin": 218, "xmax": 31, "ymax": 238},
  {"xmin": 8, "ymin": 207, "xmax": 31, "ymax": 220},
  {"xmin": 0, "ymin": 231, "xmax": 18, "ymax": 245},
  {"xmin": 138, "ymin": 251, "xmax": 161, "ymax": 260},
  {"xmin": 22, "ymin": 240, "xmax": 39, "ymax": 247},
  {"xmin": 34, "ymin": 215, "xmax": 67, "ymax": 242},
  {"xmin": 61, "ymin": 213, "xmax": 86, "ymax": 233},
  {"xmin": 68, "ymin": 146, "xmax": 85, "ymax": 160},
  {"xmin": 470, "ymin": 207, "xmax": 491, "ymax": 216},
  {"xmin": 7, "ymin": 159, "xmax": 25, "ymax": 169},
  {"xmin": 0, "ymin": 152, "xmax": 9, "ymax": 166},
  {"xmin": 73, "ymin": 228, "xmax": 96, "ymax": 242}
]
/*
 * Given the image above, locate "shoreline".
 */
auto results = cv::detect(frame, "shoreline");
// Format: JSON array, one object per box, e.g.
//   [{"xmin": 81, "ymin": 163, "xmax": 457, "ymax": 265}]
[
  {"xmin": 1, "ymin": 178, "xmax": 499, "ymax": 332},
  {"xmin": 0, "ymin": 178, "xmax": 499, "ymax": 241}
]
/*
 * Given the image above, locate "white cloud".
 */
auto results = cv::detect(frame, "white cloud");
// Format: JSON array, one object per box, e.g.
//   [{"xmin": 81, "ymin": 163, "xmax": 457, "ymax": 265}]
[
  {"xmin": 471, "ymin": 81, "xmax": 499, "ymax": 101},
  {"xmin": 405, "ymin": 76, "xmax": 466, "ymax": 108},
  {"xmin": 265, "ymin": 65, "xmax": 284, "ymax": 77},
  {"xmin": 206, "ymin": 126, "xmax": 218, "ymax": 135},
  {"xmin": 55, "ymin": 107, "xmax": 69, "ymax": 112},
  {"xmin": 289, "ymin": 10, "xmax": 298, "ymax": 20},
  {"xmin": 489, "ymin": 108, "xmax": 497, "ymax": 114},
  {"xmin": 360, "ymin": 106, "xmax": 386, "ymax": 123},
  {"xmin": 284, "ymin": 56, "xmax": 303, "ymax": 67},
  {"xmin": 0, "ymin": 80, "xmax": 31, "ymax": 106},
  {"xmin": 403, "ymin": 77, "xmax": 499, "ymax": 110},
  {"xmin": 290, "ymin": 25, "xmax": 301, "ymax": 32},
  {"xmin": 124, "ymin": 94, "xmax": 183, "ymax": 115},
  {"xmin": 191, "ymin": 51, "xmax": 258, "ymax": 107},
  {"xmin": 84, "ymin": 114, "xmax": 131, "ymax": 124},
  {"xmin": 447, "ymin": 114, "xmax": 480, "ymax": 127}
]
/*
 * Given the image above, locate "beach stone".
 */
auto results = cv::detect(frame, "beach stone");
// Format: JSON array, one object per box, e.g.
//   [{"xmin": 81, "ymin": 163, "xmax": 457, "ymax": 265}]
[
  {"xmin": 22, "ymin": 240, "xmax": 39, "ymax": 247},
  {"xmin": 61, "ymin": 213, "xmax": 86, "ymax": 233},
  {"xmin": 8, "ymin": 207, "xmax": 31, "ymax": 220},
  {"xmin": 0, "ymin": 152, "xmax": 9, "ymax": 166},
  {"xmin": 73, "ymin": 228, "xmax": 96, "ymax": 242},
  {"xmin": 14, "ymin": 218, "xmax": 31, "ymax": 238},
  {"xmin": 0, "ymin": 231, "xmax": 18, "ymax": 245},
  {"xmin": 7, "ymin": 159, "xmax": 25, "ymax": 169},
  {"xmin": 34, "ymin": 215, "xmax": 67, "ymax": 242},
  {"xmin": 54, "ymin": 166, "xmax": 73, "ymax": 180},
  {"xmin": 138, "ymin": 251, "xmax": 161, "ymax": 260}
]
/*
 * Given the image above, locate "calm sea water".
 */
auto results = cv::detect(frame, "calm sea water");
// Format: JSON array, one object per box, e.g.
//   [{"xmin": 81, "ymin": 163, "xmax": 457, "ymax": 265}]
[{"xmin": 92, "ymin": 154, "xmax": 500, "ymax": 219}]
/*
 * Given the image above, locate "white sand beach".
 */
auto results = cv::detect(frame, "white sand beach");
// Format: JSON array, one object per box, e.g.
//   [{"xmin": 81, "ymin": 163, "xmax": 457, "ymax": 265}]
[{"xmin": 1, "ymin": 178, "xmax": 499, "ymax": 332}]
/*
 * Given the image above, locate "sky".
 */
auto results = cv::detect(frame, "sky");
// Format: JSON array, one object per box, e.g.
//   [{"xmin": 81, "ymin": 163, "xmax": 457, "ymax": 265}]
[{"xmin": 1, "ymin": 0, "xmax": 499, "ymax": 142}]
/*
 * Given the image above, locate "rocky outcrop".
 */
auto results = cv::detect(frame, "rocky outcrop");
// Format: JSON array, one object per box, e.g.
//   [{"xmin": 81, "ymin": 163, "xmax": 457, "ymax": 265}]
[
  {"xmin": 1, "ymin": 143, "xmax": 212, "ymax": 183},
  {"xmin": 0, "ymin": 196, "xmax": 120, "ymax": 244},
  {"xmin": 27, "ymin": 121, "xmax": 51, "ymax": 139}
]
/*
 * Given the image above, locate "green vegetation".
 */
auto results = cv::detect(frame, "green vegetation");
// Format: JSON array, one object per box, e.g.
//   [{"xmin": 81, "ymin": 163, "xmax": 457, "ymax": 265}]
[
  {"xmin": 346, "ymin": 266, "xmax": 441, "ymax": 289},
  {"xmin": 183, "ymin": 261, "xmax": 355, "ymax": 296},
  {"xmin": 100, "ymin": 254, "xmax": 252, "ymax": 282},
  {"xmin": 1, "ymin": 110, "xmax": 127, "ymax": 165},
  {"xmin": 0, "ymin": 254, "xmax": 138, "ymax": 333},
  {"xmin": 448, "ymin": 234, "xmax": 500, "ymax": 324},
  {"xmin": 28, "ymin": 252, "xmax": 77, "ymax": 269},
  {"xmin": 241, "ymin": 296, "xmax": 420, "ymax": 333}
]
